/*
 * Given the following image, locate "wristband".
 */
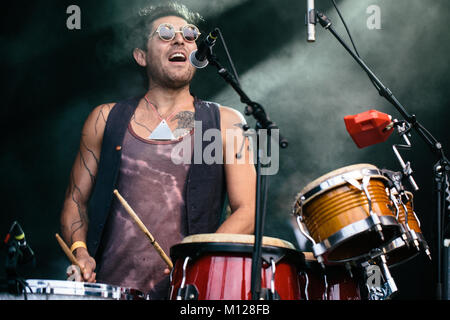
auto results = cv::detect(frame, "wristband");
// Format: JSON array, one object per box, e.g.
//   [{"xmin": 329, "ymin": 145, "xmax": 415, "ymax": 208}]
[{"xmin": 70, "ymin": 241, "xmax": 87, "ymax": 253}]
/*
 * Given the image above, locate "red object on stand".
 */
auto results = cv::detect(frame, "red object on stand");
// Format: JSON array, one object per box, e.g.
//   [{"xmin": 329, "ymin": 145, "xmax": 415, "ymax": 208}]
[{"xmin": 344, "ymin": 109, "xmax": 394, "ymax": 148}]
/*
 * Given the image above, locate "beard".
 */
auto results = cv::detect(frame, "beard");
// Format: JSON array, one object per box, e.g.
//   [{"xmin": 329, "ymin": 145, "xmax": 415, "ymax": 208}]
[{"xmin": 146, "ymin": 59, "xmax": 196, "ymax": 90}]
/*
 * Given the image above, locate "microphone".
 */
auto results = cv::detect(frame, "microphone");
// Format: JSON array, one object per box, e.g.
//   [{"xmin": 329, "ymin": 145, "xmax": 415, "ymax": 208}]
[
  {"xmin": 4, "ymin": 221, "xmax": 35, "ymax": 265},
  {"xmin": 344, "ymin": 109, "xmax": 394, "ymax": 148},
  {"xmin": 306, "ymin": 0, "xmax": 316, "ymax": 42},
  {"xmin": 189, "ymin": 28, "xmax": 219, "ymax": 69}
]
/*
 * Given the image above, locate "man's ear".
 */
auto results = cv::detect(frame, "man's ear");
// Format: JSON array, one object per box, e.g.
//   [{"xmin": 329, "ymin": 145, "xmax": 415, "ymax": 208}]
[{"xmin": 133, "ymin": 48, "xmax": 147, "ymax": 67}]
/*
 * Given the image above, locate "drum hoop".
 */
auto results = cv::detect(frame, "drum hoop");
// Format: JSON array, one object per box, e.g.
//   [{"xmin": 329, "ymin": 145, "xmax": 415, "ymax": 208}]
[
  {"xmin": 180, "ymin": 233, "xmax": 295, "ymax": 250},
  {"xmin": 312, "ymin": 215, "xmax": 400, "ymax": 263},
  {"xmin": 384, "ymin": 236, "xmax": 408, "ymax": 252},
  {"xmin": 298, "ymin": 168, "xmax": 388, "ymax": 208},
  {"xmin": 23, "ymin": 279, "xmax": 144, "ymax": 300},
  {"xmin": 380, "ymin": 233, "xmax": 426, "ymax": 268},
  {"xmin": 302, "ymin": 252, "xmax": 354, "ymax": 270},
  {"xmin": 170, "ymin": 241, "xmax": 305, "ymax": 267},
  {"xmin": 390, "ymin": 190, "xmax": 413, "ymax": 198}
]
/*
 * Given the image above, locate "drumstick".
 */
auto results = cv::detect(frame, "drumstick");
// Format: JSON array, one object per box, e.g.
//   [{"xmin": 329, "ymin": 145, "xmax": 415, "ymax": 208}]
[
  {"xmin": 55, "ymin": 233, "xmax": 84, "ymax": 272},
  {"xmin": 113, "ymin": 189, "xmax": 173, "ymax": 269}
]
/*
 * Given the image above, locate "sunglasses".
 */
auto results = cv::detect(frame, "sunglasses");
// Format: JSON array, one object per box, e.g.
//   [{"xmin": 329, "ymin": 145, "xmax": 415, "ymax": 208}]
[{"xmin": 152, "ymin": 23, "xmax": 201, "ymax": 42}]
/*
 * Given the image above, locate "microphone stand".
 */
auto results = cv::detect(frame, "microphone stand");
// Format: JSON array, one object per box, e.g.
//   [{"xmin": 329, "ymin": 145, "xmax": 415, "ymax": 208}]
[
  {"xmin": 314, "ymin": 10, "xmax": 449, "ymax": 299},
  {"xmin": 206, "ymin": 50, "xmax": 288, "ymax": 300},
  {"xmin": 5, "ymin": 239, "xmax": 28, "ymax": 296}
]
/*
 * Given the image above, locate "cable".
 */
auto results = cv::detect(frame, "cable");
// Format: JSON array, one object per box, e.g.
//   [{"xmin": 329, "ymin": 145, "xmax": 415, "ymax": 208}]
[
  {"xmin": 330, "ymin": 0, "xmax": 381, "ymax": 92},
  {"xmin": 215, "ymin": 27, "xmax": 241, "ymax": 86},
  {"xmin": 331, "ymin": 0, "xmax": 360, "ymax": 57}
]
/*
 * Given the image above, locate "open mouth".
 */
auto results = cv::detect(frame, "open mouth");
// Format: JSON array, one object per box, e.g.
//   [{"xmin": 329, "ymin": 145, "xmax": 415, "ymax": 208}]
[{"xmin": 168, "ymin": 52, "xmax": 187, "ymax": 62}]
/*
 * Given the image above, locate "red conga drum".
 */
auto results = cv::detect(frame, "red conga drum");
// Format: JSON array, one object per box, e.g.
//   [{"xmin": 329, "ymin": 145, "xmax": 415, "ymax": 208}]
[
  {"xmin": 298, "ymin": 252, "xmax": 362, "ymax": 300},
  {"xmin": 169, "ymin": 233, "xmax": 305, "ymax": 300}
]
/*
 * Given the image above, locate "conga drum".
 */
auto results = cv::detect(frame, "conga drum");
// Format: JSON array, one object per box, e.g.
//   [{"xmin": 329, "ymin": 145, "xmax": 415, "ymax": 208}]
[
  {"xmin": 381, "ymin": 190, "xmax": 431, "ymax": 267},
  {"xmin": 298, "ymin": 252, "xmax": 362, "ymax": 300},
  {"xmin": 169, "ymin": 233, "xmax": 305, "ymax": 300},
  {"xmin": 293, "ymin": 164, "xmax": 402, "ymax": 262}
]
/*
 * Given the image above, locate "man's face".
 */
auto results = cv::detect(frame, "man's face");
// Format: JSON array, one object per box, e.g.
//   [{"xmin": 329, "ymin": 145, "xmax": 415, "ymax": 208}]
[{"xmin": 144, "ymin": 15, "xmax": 198, "ymax": 89}]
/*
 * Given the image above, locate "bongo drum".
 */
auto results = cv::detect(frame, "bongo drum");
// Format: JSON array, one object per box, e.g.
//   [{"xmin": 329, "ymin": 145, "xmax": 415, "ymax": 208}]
[
  {"xmin": 293, "ymin": 164, "xmax": 402, "ymax": 262},
  {"xmin": 382, "ymin": 190, "xmax": 431, "ymax": 267},
  {"xmin": 298, "ymin": 252, "xmax": 362, "ymax": 300},
  {"xmin": 169, "ymin": 233, "xmax": 305, "ymax": 300},
  {"xmin": 0, "ymin": 279, "xmax": 146, "ymax": 300}
]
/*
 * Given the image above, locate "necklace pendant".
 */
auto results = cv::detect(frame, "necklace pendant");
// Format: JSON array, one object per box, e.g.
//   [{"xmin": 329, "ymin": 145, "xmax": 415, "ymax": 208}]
[{"xmin": 149, "ymin": 119, "xmax": 176, "ymax": 140}]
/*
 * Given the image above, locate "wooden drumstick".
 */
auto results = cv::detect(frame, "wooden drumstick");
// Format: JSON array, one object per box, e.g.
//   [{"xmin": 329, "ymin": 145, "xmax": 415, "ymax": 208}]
[
  {"xmin": 55, "ymin": 233, "xmax": 84, "ymax": 272},
  {"xmin": 113, "ymin": 189, "xmax": 173, "ymax": 269}
]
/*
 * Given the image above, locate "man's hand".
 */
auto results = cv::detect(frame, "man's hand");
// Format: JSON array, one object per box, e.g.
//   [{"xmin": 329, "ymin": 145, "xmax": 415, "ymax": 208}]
[{"xmin": 74, "ymin": 248, "xmax": 97, "ymax": 283}]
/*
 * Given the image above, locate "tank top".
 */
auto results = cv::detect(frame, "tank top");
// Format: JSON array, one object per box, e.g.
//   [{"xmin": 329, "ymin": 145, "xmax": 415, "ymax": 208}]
[
  {"xmin": 87, "ymin": 97, "xmax": 227, "ymax": 259},
  {"xmin": 95, "ymin": 124, "xmax": 194, "ymax": 299}
]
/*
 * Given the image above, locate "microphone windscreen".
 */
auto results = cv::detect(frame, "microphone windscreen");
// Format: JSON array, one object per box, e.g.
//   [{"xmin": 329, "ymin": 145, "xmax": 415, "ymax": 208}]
[{"xmin": 189, "ymin": 50, "xmax": 208, "ymax": 69}]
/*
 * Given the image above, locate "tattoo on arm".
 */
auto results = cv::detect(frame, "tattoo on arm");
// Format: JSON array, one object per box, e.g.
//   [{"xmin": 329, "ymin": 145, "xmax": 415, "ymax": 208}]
[
  {"xmin": 63, "ymin": 104, "xmax": 110, "ymax": 245},
  {"xmin": 79, "ymin": 134, "xmax": 99, "ymax": 184},
  {"xmin": 94, "ymin": 104, "xmax": 112, "ymax": 136},
  {"xmin": 67, "ymin": 132, "xmax": 101, "ymax": 243},
  {"xmin": 68, "ymin": 170, "xmax": 89, "ymax": 244}
]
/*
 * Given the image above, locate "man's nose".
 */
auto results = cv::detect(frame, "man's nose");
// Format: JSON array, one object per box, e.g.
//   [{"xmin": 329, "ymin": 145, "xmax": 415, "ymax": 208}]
[{"xmin": 172, "ymin": 32, "xmax": 185, "ymax": 44}]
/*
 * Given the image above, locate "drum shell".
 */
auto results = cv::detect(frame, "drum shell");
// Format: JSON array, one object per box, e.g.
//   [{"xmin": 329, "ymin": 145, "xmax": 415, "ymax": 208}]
[
  {"xmin": 395, "ymin": 192, "xmax": 421, "ymax": 233},
  {"xmin": 299, "ymin": 254, "xmax": 361, "ymax": 300},
  {"xmin": 302, "ymin": 179, "xmax": 394, "ymax": 243},
  {"xmin": 380, "ymin": 191, "xmax": 427, "ymax": 267},
  {"xmin": 169, "ymin": 241, "xmax": 304, "ymax": 300}
]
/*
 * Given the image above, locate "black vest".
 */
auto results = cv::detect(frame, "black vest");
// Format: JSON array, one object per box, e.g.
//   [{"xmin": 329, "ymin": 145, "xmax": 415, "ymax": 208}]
[{"xmin": 86, "ymin": 96, "xmax": 226, "ymax": 259}]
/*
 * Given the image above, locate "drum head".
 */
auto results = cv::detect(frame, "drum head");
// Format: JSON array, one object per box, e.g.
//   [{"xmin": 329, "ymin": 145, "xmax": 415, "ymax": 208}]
[
  {"xmin": 180, "ymin": 233, "xmax": 295, "ymax": 249},
  {"xmin": 171, "ymin": 233, "xmax": 304, "ymax": 266},
  {"xmin": 297, "ymin": 163, "xmax": 387, "ymax": 206}
]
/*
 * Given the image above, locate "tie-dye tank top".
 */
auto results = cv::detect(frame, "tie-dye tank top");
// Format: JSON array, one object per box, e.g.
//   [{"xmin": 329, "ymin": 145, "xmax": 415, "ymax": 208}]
[{"xmin": 96, "ymin": 123, "xmax": 193, "ymax": 299}]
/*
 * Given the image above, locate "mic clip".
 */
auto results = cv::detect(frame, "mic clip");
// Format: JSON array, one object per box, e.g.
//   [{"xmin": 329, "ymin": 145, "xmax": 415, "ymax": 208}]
[
  {"xmin": 317, "ymin": 12, "xmax": 332, "ymax": 29},
  {"xmin": 391, "ymin": 120, "xmax": 419, "ymax": 191},
  {"xmin": 305, "ymin": 8, "xmax": 317, "ymax": 26},
  {"xmin": 234, "ymin": 124, "xmax": 253, "ymax": 159}
]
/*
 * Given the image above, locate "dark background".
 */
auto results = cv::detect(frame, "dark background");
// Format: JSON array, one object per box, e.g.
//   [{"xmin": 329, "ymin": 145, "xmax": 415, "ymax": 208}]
[{"xmin": 1, "ymin": 0, "xmax": 449, "ymax": 300}]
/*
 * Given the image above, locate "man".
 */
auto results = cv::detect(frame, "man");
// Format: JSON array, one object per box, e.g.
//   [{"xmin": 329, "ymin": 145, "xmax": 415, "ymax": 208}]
[{"xmin": 59, "ymin": 3, "xmax": 256, "ymax": 299}]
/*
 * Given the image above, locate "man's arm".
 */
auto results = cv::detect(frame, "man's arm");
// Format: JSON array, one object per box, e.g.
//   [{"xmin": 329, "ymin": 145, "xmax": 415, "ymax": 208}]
[
  {"xmin": 216, "ymin": 106, "xmax": 256, "ymax": 234},
  {"xmin": 60, "ymin": 103, "xmax": 115, "ymax": 281}
]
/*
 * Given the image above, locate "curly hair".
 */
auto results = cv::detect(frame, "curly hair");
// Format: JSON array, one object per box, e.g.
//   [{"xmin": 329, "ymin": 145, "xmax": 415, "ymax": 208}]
[{"xmin": 132, "ymin": 2, "xmax": 204, "ymax": 51}]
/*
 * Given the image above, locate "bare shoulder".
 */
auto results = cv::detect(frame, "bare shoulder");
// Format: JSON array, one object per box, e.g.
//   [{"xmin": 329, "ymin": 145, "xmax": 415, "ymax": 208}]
[
  {"xmin": 89, "ymin": 103, "xmax": 117, "ymax": 123},
  {"xmin": 219, "ymin": 105, "xmax": 247, "ymax": 129},
  {"xmin": 83, "ymin": 102, "xmax": 117, "ymax": 139}
]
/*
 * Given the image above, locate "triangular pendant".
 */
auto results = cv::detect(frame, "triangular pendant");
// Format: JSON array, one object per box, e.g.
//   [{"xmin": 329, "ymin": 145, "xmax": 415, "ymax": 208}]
[{"xmin": 148, "ymin": 119, "xmax": 176, "ymax": 140}]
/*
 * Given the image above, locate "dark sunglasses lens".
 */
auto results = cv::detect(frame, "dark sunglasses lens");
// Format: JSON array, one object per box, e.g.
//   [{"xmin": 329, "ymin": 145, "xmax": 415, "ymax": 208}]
[
  {"xmin": 158, "ymin": 25, "xmax": 174, "ymax": 40},
  {"xmin": 183, "ymin": 26, "xmax": 199, "ymax": 41}
]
